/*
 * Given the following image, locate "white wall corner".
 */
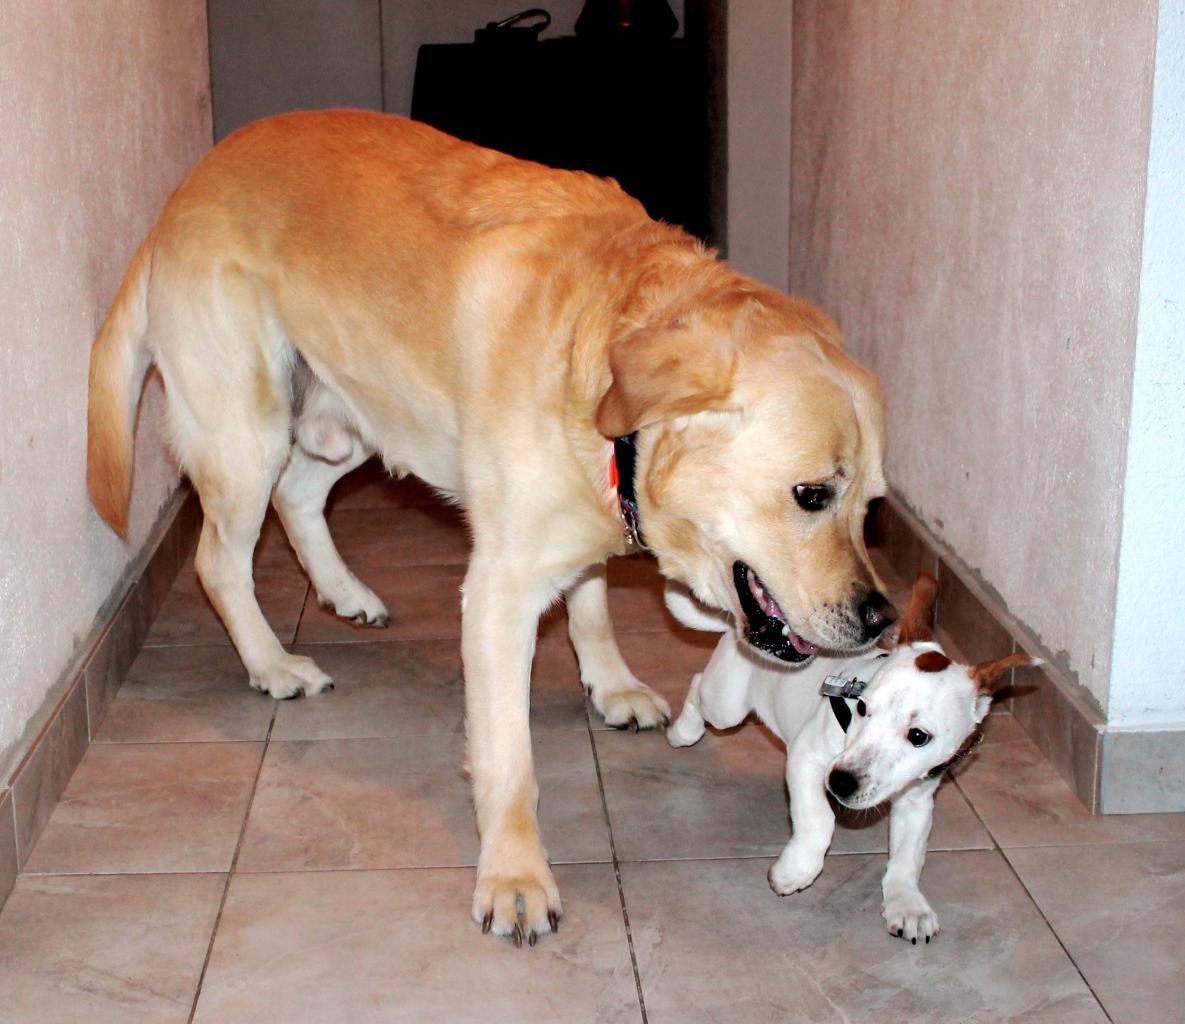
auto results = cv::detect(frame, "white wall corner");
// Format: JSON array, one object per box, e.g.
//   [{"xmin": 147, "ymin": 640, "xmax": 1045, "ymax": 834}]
[{"xmin": 1107, "ymin": 0, "xmax": 1185, "ymax": 729}]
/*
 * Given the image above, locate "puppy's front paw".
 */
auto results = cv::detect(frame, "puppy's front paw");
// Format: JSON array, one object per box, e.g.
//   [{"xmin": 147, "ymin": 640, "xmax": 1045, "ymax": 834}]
[
  {"xmin": 472, "ymin": 859, "xmax": 562, "ymax": 948},
  {"xmin": 882, "ymin": 887, "xmax": 939, "ymax": 944},
  {"xmin": 768, "ymin": 845, "xmax": 824, "ymax": 896}
]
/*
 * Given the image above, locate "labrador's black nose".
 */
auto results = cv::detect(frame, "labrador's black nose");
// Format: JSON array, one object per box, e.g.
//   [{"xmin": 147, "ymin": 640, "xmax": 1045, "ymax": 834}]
[
  {"xmin": 828, "ymin": 768, "xmax": 859, "ymax": 800},
  {"xmin": 859, "ymin": 590, "xmax": 897, "ymax": 641}
]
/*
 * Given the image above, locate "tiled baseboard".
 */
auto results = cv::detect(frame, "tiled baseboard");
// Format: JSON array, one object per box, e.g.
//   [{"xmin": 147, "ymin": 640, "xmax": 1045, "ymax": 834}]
[
  {"xmin": 871, "ymin": 493, "xmax": 1184, "ymax": 815},
  {"xmin": 0, "ymin": 487, "xmax": 201, "ymax": 910}
]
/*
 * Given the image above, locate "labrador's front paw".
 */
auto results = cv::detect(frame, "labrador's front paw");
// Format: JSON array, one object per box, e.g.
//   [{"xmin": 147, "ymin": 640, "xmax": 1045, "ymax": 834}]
[
  {"xmin": 593, "ymin": 681, "xmax": 671, "ymax": 732},
  {"xmin": 472, "ymin": 853, "xmax": 562, "ymax": 947},
  {"xmin": 248, "ymin": 653, "xmax": 334, "ymax": 699},
  {"xmin": 882, "ymin": 885, "xmax": 939, "ymax": 944}
]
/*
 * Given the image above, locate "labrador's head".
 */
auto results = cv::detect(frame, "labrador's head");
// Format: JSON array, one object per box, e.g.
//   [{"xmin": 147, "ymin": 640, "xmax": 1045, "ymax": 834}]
[{"xmin": 597, "ymin": 288, "xmax": 893, "ymax": 663}]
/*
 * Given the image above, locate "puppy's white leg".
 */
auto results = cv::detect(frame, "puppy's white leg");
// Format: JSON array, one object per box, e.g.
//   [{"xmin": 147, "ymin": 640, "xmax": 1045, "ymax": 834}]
[
  {"xmin": 668, "ymin": 632, "xmax": 750, "ymax": 746},
  {"xmin": 667, "ymin": 672, "xmax": 706, "ymax": 747},
  {"xmin": 273, "ymin": 441, "xmax": 388, "ymax": 626},
  {"xmin": 464, "ymin": 557, "xmax": 562, "ymax": 945},
  {"xmin": 566, "ymin": 566, "xmax": 670, "ymax": 730},
  {"xmin": 693, "ymin": 631, "xmax": 756, "ymax": 730},
  {"xmin": 769, "ymin": 746, "xmax": 834, "ymax": 895},
  {"xmin": 881, "ymin": 776, "xmax": 942, "ymax": 943}
]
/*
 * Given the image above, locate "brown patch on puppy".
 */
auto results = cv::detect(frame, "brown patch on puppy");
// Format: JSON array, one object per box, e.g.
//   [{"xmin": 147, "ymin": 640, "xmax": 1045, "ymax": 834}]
[{"xmin": 915, "ymin": 650, "xmax": 951, "ymax": 673}]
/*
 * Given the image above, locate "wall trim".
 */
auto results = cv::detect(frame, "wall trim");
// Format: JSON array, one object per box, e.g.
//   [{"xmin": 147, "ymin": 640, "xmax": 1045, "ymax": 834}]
[
  {"xmin": 872, "ymin": 492, "xmax": 1183, "ymax": 815},
  {"xmin": 0, "ymin": 488, "xmax": 200, "ymax": 910}
]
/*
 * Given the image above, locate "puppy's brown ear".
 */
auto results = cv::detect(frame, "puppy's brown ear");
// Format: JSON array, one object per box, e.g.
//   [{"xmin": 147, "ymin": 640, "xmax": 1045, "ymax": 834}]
[
  {"xmin": 896, "ymin": 571, "xmax": 938, "ymax": 646},
  {"xmin": 970, "ymin": 654, "xmax": 1038, "ymax": 694},
  {"xmin": 595, "ymin": 324, "xmax": 737, "ymax": 437}
]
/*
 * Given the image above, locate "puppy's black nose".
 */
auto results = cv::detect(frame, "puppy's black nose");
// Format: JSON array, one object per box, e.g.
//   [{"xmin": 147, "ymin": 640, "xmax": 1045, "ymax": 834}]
[
  {"xmin": 859, "ymin": 590, "xmax": 897, "ymax": 641},
  {"xmin": 828, "ymin": 768, "xmax": 859, "ymax": 800}
]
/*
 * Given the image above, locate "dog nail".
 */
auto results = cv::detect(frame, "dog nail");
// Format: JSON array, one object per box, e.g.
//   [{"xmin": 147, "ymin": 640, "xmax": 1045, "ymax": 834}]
[
  {"xmin": 911, "ymin": 937, "xmax": 917, "ymax": 945},
  {"xmin": 528, "ymin": 930, "xmax": 537, "ymax": 947},
  {"xmin": 630, "ymin": 719, "xmax": 639, "ymax": 733},
  {"xmin": 897, "ymin": 928, "xmax": 904, "ymax": 938},
  {"xmin": 548, "ymin": 910, "xmax": 559, "ymax": 932},
  {"xmin": 513, "ymin": 924, "xmax": 523, "ymax": 948},
  {"xmin": 925, "ymin": 936, "xmax": 930, "ymax": 944},
  {"xmin": 482, "ymin": 912, "xmax": 492, "ymax": 935},
  {"xmin": 325, "ymin": 683, "xmax": 335, "ymax": 691}
]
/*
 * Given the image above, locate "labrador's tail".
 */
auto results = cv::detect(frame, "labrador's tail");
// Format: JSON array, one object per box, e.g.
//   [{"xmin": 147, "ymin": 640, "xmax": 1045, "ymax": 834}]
[{"xmin": 87, "ymin": 231, "xmax": 156, "ymax": 537}]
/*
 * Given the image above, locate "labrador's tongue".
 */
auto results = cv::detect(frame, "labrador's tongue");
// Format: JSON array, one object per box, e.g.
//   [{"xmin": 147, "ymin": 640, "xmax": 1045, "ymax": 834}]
[{"xmin": 788, "ymin": 631, "xmax": 819, "ymax": 656}]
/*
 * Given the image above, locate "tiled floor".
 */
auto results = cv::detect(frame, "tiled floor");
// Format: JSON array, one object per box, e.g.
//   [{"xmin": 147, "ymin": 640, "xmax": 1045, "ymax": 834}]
[{"xmin": 2, "ymin": 461, "xmax": 1182, "ymax": 1023}]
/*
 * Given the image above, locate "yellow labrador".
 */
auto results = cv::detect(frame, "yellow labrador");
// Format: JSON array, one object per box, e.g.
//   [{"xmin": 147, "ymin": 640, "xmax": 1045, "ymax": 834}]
[{"xmin": 88, "ymin": 111, "xmax": 894, "ymax": 945}]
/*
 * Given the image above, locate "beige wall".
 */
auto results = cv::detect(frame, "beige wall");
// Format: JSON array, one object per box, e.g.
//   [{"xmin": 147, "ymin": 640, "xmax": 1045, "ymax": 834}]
[
  {"xmin": 727, "ymin": 0, "xmax": 792, "ymax": 288},
  {"xmin": 0, "ymin": 1, "xmax": 212, "ymax": 775},
  {"xmin": 790, "ymin": 1, "xmax": 1157, "ymax": 712}
]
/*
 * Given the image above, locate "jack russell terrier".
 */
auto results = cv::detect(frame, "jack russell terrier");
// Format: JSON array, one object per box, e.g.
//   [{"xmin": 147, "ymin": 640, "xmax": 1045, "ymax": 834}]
[{"xmin": 666, "ymin": 571, "xmax": 1035, "ymax": 943}]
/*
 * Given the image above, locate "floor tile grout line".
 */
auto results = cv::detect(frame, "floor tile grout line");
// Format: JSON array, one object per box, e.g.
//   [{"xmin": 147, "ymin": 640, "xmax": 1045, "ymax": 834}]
[
  {"xmin": 995, "ymin": 846, "xmax": 1116, "ymax": 1024},
  {"xmin": 585, "ymin": 718, "xmax": 649, "ymax": 1024},
  {"xmin": 187, "ymin": 709, "xmax": 277, "ymax": 1024},
  {"xmin": 289, "ymin": 580, "xmax": 313, "ymax": 644},
  {"xmin": 952, "ymin": 774, "xmax": 1115, "ymax": 1023}
]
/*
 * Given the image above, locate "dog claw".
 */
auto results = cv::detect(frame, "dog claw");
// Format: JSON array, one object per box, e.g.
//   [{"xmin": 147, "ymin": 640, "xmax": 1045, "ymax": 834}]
[
  {"xmin": 911, "ymin": 937, "xmax": 917, "ymax": 945},
  {"xmin": 512, "ymin": 923, "xmax": 523, "ymax": 948},
  {"xmin": 548, "ymin": 910, "xmax": 560, "ymax": 933},
  {"xmin": 481, "ymin": 912, "xmax": 492, "ymax": 935},
  {"xmin": 630, "ymin": 719, "xmax": 639, "ymax": 733},
  {"xmin": 528, "ymin": 930, "xmax": 538, "ymax": 947}
]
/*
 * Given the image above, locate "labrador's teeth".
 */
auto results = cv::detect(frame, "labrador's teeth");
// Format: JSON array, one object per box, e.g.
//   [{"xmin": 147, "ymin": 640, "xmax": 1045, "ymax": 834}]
[{"xmin": 781, "ymin": 624, "xmax": 790, "ymax": 637}]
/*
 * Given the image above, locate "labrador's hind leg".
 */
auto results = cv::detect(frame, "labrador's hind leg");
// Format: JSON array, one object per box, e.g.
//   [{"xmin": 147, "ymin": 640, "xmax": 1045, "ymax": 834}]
[
  {"xmin": 161, "ymin": 279, "xmax": 333, "ymax": 699},
  {"xmin": 273, "ymin": 412, "xmax": 388, "ymax": 627}
]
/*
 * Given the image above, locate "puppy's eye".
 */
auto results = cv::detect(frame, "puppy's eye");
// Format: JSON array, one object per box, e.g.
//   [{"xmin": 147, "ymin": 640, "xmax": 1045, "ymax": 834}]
[
  {"xmin": 855, "ymin": 699, "xmax": 867, "ymax": 717},
  {"xmin": 907, "ymin": 727, "xmax": 931, "ymax": 747},
  {"xmin": 794, "ymin": 484, "xmax": 833, "ymax": 512}
]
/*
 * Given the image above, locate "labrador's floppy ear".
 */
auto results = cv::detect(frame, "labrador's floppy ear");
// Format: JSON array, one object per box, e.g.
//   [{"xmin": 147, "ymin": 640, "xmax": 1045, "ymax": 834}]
[
  {"xmin": 896, "ymin": 571, "xmax": 938, "ymax": 646},
  {"xmin": 595, "ymin": 323, "xmax": 737, "ymax": 437}
]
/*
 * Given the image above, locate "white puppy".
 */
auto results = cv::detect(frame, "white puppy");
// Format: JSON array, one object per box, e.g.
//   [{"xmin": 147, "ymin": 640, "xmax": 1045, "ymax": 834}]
[{"xmin": 667, "ymin": 571, "xmax": 1034, "ymax": 943}]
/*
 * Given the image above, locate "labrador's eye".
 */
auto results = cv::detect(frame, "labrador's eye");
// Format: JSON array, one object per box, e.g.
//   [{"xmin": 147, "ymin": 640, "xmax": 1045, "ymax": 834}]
[
  {"xmin": 794, "ymin": 484, "xmax": 832, "ymax": 512},
  {"xmin": 907, "ymin": 727, "xmax": 931, "ymax": 747},
  {"xmin": 855, "ymin": 699, "xmax": 867, "ymax": 717}
]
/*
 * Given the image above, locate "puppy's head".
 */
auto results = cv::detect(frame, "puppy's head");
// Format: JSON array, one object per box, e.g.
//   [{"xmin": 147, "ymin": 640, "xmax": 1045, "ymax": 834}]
[
  {"xmin": 825, "ymin": 572, "xmax": 1036, "ymax": 809},
  {"xmin": 597, "ymin": 288, "xmax": 894, "ymax": 664}
]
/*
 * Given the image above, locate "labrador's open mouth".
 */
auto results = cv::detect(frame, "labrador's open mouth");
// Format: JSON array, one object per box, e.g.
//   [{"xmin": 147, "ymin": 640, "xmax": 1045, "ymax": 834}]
[{"xmin": 733, "ymin": 561, "xmax": 819, "ymax": 664}]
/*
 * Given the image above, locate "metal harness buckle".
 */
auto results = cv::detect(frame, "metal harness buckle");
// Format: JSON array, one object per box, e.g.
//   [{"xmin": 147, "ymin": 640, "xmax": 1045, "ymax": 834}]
[{"xmin": 818, "ymin": 673, "xmax": 868, "ymax": 700}]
